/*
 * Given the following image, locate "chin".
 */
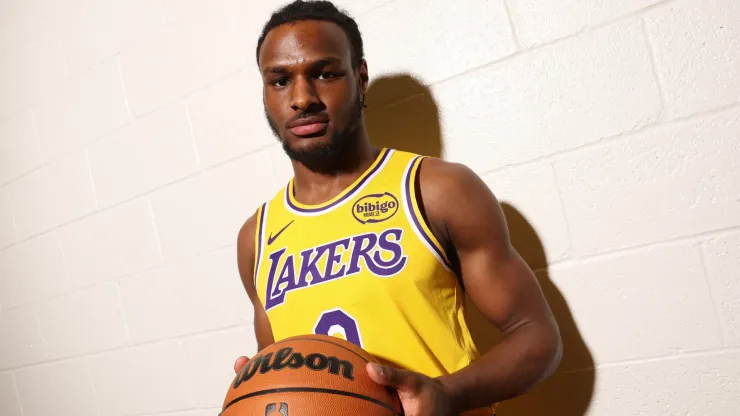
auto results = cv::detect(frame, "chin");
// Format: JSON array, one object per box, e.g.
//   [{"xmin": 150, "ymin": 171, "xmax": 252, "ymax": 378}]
[
  {"xmin": 283, "ymin": 130, "xmax": 333, "ymax": 150},
  {"xmin": 280, "ymin": 131, "xmax": 353, "ymax": 169}
]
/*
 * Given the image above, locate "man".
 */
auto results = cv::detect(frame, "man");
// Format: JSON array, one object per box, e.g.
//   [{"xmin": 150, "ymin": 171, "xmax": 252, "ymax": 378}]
[{"xmin": 233, "ymin": 1, "xmax": 562, "ymax": 414}]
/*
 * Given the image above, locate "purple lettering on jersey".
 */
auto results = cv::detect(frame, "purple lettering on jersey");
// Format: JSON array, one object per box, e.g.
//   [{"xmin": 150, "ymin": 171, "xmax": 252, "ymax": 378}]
[
  {"xmin": 297, "ymin": 248, "xmax": 322, "ymax": 287},
  {"xmin": 264, "ymin": 248, "xmax": 286, "ymax": 304},
  {"xmin": 263, "ymin": 228, "xmax": 409, "ymax": 310},
  {"xmin": 321, "ymin": 238, "xmax": 350, "ymax": 282},
  {"xmin": 346, "ymin": 233, "xmax": 377, "ymax": 275},
  {"xmin": 371, "ymin": 229, "xmax": 407, "ymax": 275},
  {"xmin": 265, "ymin": 249, "xmax": 297, "ymax": 307}
]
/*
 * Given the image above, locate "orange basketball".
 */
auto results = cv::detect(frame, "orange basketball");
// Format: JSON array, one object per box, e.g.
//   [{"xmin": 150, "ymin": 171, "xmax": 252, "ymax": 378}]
[{"xmin": 221, "ymin": 334, "xmax": 403, "ymax": 416}]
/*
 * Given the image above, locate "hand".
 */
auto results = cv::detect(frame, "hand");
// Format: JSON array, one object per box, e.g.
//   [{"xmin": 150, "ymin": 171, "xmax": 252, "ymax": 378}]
[
  {"xmin": 366, "ymin": 362, "xmax": 458, "ymax": 416},
  {"xmin": 233, "ymin": 355, "xmax": 250, "ymax": 373},
  {"xmin": 234, "ymin": 356, "xmax": 460, "ymax": 414}
]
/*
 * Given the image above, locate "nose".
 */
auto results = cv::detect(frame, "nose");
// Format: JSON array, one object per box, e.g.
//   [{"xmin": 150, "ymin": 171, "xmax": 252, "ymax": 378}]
[{"xmin": 290, "ymin": 76, "xmax": 321, "ymax": 112}]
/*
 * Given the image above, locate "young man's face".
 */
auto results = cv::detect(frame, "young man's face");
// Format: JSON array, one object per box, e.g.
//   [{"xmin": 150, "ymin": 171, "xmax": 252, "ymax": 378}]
[{"xmin": 258, "ymin": 20, "xmax": 368, "ymax": 164}]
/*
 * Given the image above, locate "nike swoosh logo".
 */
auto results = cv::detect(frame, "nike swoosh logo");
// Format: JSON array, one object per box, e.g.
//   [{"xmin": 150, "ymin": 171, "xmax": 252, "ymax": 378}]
[{"xmin": 267, "ymin": 220, "xmax": 294, "ymax": 245}]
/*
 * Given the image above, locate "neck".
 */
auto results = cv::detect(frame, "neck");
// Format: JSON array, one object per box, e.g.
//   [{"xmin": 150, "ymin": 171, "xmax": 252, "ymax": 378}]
[{"xmin": 290, "ymin": 133, "xmax": 380, "ymax": 206}]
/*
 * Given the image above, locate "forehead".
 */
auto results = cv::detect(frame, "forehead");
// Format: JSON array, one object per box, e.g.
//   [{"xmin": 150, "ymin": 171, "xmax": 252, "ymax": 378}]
[{"xmin": 259, "ymin": 20, "xmax": 353, "ymax": 68}]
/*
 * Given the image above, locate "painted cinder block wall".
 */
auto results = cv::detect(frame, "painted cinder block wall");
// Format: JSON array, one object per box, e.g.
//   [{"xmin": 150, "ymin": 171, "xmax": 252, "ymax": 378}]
[{"xmin": 1, "ymin": 0, "xmax": 738, "ymax": 415}]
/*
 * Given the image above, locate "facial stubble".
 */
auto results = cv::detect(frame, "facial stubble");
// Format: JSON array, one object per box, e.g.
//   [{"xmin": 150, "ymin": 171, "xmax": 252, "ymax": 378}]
[{"xmin": 264, "ymin": 91, "xmax": 364, "ymax": 173}]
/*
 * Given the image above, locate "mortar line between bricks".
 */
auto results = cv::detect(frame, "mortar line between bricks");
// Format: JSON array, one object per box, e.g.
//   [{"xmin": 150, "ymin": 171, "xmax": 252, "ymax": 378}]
[
  {"xmin": 540, "ymin": 224, "xmax": 740, "ymax": 271},
  {"xmin": 697, "ymin": 241, "xmax": 728, "ymax": 347},
  {"xmin": 145, "ymin": 198, "xmax": 166, "ymax": 266},
  {"xmin": 613, "ymin": 0, "xmax": 679, "ymax": 23},
  {"xmin": 661, "ymin": 101, "xmax": 740, "ymax": 125},
  {"xmin": 556, "ymin": 345, "xmax": 740, "ymax": 375},
  {"xmin": 0, "ymin": 141, "xmax": 278, "ymax": 250},
  {"xmin": 475, "ymin": 124, "xmax": 652, "ymax": 177},
  {"xmin": 364, "ymin": 92, "xmax": 427, "ymax": 117},
  {"xmin": 184, "ymin": 106, "xmax": 202, "ymax": 171},
  {"xmin": 62, "ymin": 52, "xmax": 70, "ymax": 81},
  {"xmin": 0, "ymin": 323, "xmax": 253, "ymax": 373},
  {"xmin": 29, "ymin": 108, "xmax": 43, "ymax": 172},
  {"xmin": 54, "ymin": 230, "xmax": 73, "ymax": 300},
  {"xmin": 355, "ymin": 0, "xmax": 399, "ymax": 17},
  {"xmin": 4, "ymin": 186, "xmax": 20, "ymax": 246},
  {"xmin": 114, "ymin": 280, "xmax": 133, "ymax": 347},
  {"xmin": 596, "ymin": 345, "xmax": 740, "ymax": 369},
  {"xmin": 84, "ymin": 147, "xmax": 100, "ymax": 209},
  {"xmin": 2, "ymin": 239, "xmax": 241, "ymax": 314},
  {"xmin": 547, "ymin": 157, "xmax": 575, "ymax": 259},
  {"xmin": 640, "ymin": 17, "xmax": 668, "ymax": 120},
  {"xmin": 84, "ymin": 356, "xmax": 104, "ymax": 416},
  {"xmin": 9, "ymin": 371, "xmax": 26, "ymax": 416},
  {"xmin": 501, "ymin": 0, "xmax": 523, "ymax": 50},
  {"xmin": 476, "ymin": 101, "xmax": 740, "ymax": 179},
  {"xmin": 32, "ymin": 306, "xmax": 48, "ymax": 362},
  {"xmin": 115, "ymin": 55, "xmax": 135, "ymax": 123},
  {"xmin": 128, "ymin": 66, "xmax": 247, "ymax": 121},
  {"xmin": 0, "ymin": 162, "xmax": 45, "ymax": 188},
  {"xmin": 430, "ymin": 0, "xmax": 680, "ymax": 89},
  {"xmin": 0, "ymin": 109, "xmax": 47, "ymax": 188},
  {"xmin": 3, "ymin": 268, "xmax": 153, "ymax": 315},
  {"xmin": 0, "ymin": 46, "xmax": 135, "ymax": 126},
  {"xmin": 30, "ymin": 116, "xmax": 135, "ymax": 175}
]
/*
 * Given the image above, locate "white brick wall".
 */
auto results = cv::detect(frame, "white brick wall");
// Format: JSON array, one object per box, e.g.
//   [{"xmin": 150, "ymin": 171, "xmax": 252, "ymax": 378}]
[
  {"xmin": 14, "ymin": 359, "xmax": 99, "ymax": 416},
  {"xmin": 702, "ymin": 232, "xmax": 740, "ymax": 347},
  {"xmin": 644, "ymin": 0, "xmax": 740, "ymax": 119},
  {"xmin": 0, "ymin": 372, "xmax": 23, "ymax": 416},
  {"xmin": 0, "ymin": 0, "xmax": 738, "ymax": 415}
]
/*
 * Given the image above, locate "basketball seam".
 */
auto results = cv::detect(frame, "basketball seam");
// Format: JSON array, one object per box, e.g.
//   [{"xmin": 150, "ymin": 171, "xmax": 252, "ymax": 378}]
[{"xmin": 221, "ymin": 387, "xmax": 400, "ymax": 415}]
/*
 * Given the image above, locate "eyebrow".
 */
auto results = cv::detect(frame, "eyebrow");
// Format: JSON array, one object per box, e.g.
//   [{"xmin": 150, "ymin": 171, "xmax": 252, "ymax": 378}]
[{"xmin": 262, "ymin": 57, "xmax": 342, "ymax": 76}]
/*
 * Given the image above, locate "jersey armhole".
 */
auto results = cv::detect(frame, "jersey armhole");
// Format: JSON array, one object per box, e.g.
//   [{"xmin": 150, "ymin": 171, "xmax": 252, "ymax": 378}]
[
  {"xmin": 253, "ymin": 203, "xmax": 268, "ymax": 288},
  {"xmin": 401, "ymin": 155, "xmax": 455, "ymax": 272}
]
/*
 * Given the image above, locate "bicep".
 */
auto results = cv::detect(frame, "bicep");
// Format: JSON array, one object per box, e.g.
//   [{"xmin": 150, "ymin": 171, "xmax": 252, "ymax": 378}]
[
  {"xmin": 457, "ymin": 237, "xmax": 551, "ymax": 334},
  {"xmin": 237, "ymin": 215, "xmax": 275, "ymax": 351},
  {"xmin": 426, "ymin": 162, "xmax": 555, "ymax": 333}
]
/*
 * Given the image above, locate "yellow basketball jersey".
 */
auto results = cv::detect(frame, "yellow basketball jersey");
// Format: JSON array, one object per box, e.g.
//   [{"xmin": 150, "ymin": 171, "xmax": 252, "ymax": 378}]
[{"xmin": 253, "ymin": 148, "xmax": 493, "ymax": 415}]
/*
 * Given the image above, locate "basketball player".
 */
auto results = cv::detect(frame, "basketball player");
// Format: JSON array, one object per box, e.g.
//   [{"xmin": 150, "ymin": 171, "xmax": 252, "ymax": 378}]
[{"xmin": 233, "ymin": 1, "xmax": 562, "ymax": 414}]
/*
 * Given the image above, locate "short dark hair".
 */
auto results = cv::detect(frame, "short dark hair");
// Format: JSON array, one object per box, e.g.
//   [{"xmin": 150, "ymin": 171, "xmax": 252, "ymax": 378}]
[{"xmin": 255, "ymin": 0, "xmax": 365, "ymax": 68}]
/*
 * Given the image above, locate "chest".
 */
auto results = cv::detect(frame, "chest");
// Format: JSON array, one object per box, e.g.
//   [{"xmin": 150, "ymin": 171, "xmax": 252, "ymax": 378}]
[{"xmin": 260, "ymin": 215, "xmax": 417, "ymax": 304}]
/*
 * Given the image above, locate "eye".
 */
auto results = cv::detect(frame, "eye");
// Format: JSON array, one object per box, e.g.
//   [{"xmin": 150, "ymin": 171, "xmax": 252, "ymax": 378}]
[
  {"xmin": 318, "ymin": 72, "xmax": 337, "ymax": 80},
  {"xmin": 270, "ymin": 77, "xmax": 289, "ymax": 88}
]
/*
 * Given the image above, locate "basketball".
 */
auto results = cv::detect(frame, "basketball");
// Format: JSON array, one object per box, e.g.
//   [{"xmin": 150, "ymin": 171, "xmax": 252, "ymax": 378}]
[{"xmin": 221, "ymin": 334, "xmax": 403, "ymax": 416}]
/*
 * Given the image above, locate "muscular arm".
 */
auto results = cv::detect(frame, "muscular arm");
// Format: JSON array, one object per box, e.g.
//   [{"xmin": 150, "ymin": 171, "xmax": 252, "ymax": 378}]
[
  {"xmin": 419, "ymin": 158, "xmax": 562, "ymax": 412},
  {"xmin": 237, "ymin": 213, "xmax": 275, "ymax": 351}
]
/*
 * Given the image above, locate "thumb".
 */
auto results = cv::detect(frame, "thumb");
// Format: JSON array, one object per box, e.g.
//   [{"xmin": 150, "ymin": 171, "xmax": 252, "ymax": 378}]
[
  {"xmin": 366, "ymin": 362, "xmax": 420, "ymax": 391},
  {"xmin": 233, "ymin": 356, "xmax": 250, "ymax": 374}
]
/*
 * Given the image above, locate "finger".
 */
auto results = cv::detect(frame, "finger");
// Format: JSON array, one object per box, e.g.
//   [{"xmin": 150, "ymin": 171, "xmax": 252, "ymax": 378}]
[
  {"xmin": 234, "ymin": 356, "xmax": 250, "ymax": 374},
  {"xmin": 366, "ymin": 362, "xmax": 420, "ymax": 391}
]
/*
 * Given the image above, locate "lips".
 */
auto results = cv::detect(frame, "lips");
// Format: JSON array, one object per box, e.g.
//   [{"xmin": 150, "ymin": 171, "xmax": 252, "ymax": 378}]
[{"xmin": 286, "ymin": 115, "xmax": 329, "ymax": 137}]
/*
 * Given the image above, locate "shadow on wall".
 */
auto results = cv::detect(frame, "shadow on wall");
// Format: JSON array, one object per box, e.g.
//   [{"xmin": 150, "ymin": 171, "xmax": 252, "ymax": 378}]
[{"xmin": 364, "ymin": 74, "xmax": 596, "ymax": 416}]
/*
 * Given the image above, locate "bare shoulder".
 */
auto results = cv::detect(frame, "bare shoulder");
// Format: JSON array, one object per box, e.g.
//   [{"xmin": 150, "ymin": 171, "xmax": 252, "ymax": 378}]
[
  {"xmin": 237, "ymin": 212, "xmax": 258, "ymax": 250},
  {"xmin": 416, "ymin": 156, "xmax": 500, "ymax": 222},
  {"xmin": 416, "ymin": 156, "xmax": 510, "ymax": 255},
  {"xmin": 417, "ymin": 157, "xmax": 486, "ymax": 198}
]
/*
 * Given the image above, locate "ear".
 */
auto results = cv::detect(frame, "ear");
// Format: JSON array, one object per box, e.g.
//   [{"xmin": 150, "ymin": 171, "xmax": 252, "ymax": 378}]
[{"xmin": 358, "ymin": 59, "xmax": 369, "ymax": 94}]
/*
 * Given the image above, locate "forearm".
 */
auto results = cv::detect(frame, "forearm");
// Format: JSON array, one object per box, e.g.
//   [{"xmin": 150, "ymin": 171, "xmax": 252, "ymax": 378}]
[{"xmin": 437, "ymin": 321, "xmax": 562, "ymax": 413}]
